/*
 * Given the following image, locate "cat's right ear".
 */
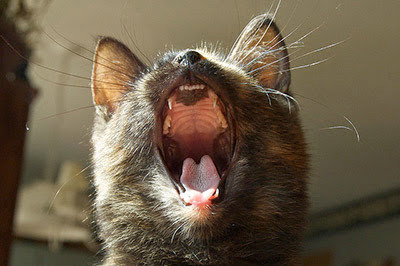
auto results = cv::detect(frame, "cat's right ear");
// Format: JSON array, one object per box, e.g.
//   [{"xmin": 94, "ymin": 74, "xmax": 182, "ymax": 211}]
[
  {"xmin": 91, "ymin": 37, "xmax": 146, "ymax": 115},
  {"xmin": 228, "ymin": 14, "xmax": 290, "ymax": 92}
]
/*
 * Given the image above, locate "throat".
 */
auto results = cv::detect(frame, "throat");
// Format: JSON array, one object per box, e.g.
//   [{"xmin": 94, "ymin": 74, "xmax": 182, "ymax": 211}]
[
  {"xmin": 176, "ymin": 133, "xmax": 214, "ymax": 164},
  {"xmin": 160, "ymin": 83, "xmax": 233, "ymax": 206}
]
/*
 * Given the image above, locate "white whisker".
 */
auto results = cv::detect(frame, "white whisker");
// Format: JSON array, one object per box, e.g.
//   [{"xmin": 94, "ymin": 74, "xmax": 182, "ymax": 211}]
[
  {"xmin": 171, "ymin": 222, "xmax": 185, "ymax": 244},
  {"xmin": 288, "ymin": 38, "xmax": 348, "ymax": 64},
  {"xmin": 286, "ymin": 57, "xmax": 331, "ymax": 72},
  {"xmin": 237, "ymin": 0, "xmax": 282, "ymax": 65},
  {"xmin": 241, "ymin": 83, "xmax": 300, "ymax": 111},
  {"xmin": 227, "ymin": 0, "xmax": 277, "ymax": 59},
  {"xmin": 294, "ymin": 93, "xmax": 361, "ymax": 142}
]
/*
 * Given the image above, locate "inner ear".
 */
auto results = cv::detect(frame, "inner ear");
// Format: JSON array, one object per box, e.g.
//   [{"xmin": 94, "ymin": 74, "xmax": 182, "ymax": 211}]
[
  {"xmin": 91, "ymin": 37, "xmax": 146, "ymax": 113},
  {"xmin": 229, "ymin": 14, "xmax": 290, "ymax": 92}
]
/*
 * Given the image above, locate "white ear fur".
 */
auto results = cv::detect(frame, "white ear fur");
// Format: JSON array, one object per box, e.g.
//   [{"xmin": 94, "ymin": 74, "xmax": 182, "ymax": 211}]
[{"xmin": 229, "ymin": 14, "xmax": 290, "ymax": 91}]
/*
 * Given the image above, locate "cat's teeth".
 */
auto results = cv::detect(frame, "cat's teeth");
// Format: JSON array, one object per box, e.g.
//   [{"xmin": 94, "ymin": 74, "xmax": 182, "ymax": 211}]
[
  {"xmin": 207, "ymin": 90, "xmax": 218, "ymax": 109},
  {"xmin": 209, "ymin": 188, "xmax": 219, "ymax": 200},
  {"xmin": 217, "ymin": 109, "xmax": 228, "ymax": 129},
  {"xmin": 178, "ymin": 84, "xmax": 205, "ymax": 91},
  {"xmin": 167, "ymin": 94, "xmax": 177, "ymax": 110},
  {"xmin": 163, "ymin": 115, "xmax": 172, "ymax": 135},
  {"xmin": 168, "ymin": 98, "xmax": 173, "ymax": 110}
]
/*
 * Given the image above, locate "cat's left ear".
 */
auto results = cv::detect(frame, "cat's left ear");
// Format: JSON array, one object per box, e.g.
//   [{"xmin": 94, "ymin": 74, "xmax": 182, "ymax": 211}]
[
  {"xmin": 91, "ymin": 37, "xmax": 146, "ymax": 114},
  {"xmin": 228, "ymin": 14, "xmax": 290, "ymax": 92}
]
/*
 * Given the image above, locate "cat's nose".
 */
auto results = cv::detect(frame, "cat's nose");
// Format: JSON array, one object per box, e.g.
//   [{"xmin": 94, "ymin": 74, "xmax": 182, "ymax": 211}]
[{"xmin": 173, "ymin": 50, "xmax": 204, "ymax": 67}]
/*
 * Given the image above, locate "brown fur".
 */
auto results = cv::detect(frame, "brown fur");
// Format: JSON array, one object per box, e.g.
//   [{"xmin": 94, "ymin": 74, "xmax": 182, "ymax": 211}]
[{"xmin": 91, "ymin": 14, "xmax": 308, "ymax": 265}]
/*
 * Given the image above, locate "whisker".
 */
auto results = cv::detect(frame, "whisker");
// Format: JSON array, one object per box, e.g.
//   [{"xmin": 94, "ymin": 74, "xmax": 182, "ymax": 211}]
[
  {"xmin": 291, "ymin": 22, "xmax": 325, "ymax": 46},
  {"xmin": 229, "ymin": 2, "xmax": 275, "ymax": 62},
  {"xmin": 262, "ymin": 0, "xmax": 327, "ymax": 57},
  {"xmin": 247, "ymin": 0, "xmax": 301, "ymax": 61},
  {"xmin": 245, "ymin": 21, "xmax": 326, "ymax": 73},
  {"xmin": 250, "ymin": 55, "xmax": 331, "ymax": 77},
  {"xmin": 241, "ymin": 13, "xmax": 325, "ymax": 72},
  {"xmin": 122, "ymin": 22, "xmax": 152, "ymax": 65},
  {"xmin": 2, "ymin": 34, "xmax": 141, "ymax": 89},
  {"xmin": 320, "ymin": 125, "xmax": 353, "ymax": 131},
  {"xmin": 26, "ymin": 104, "xmax": 97, "ymax": 127},
  {"xmin": 264, "ymin": 18, "xmax": 327, "ymax": 67},
  {"xmin": 47, "ymin": 164, "xmax": 91, "ymax": 214},
  {"xmin": 118, "ymin": 0, "xmax": 152, "ymax": 65},
  {"xmin": 1, "ymin": 34, "xmax": 95, "ymax": 81},
  {"xmin": 43, "ymin": 31, "xmax": 137, "ymax": 80},
  {"xmin": 294, "ymin": 93, "xmax": 361, "ymax": 142},
  {"xmin": 234, "ymin": 0, "xmax": 241, "ymax": 36},
  {"xmin": 238, "ymin": 0, "xmax": 324, "ymax": 71},
  {"xmin": 288, "ymin": 38, "xmax": 348, "ymax": 64},
  {"xmin": 241, "ymin": 83, "xmax": 300, "ymax": 111},
  {"xmin": 286, "ymin": 57, "xmax": 331, "ymax": 72},
  {"xmin": 237, "ymin": 0, "xmax": 282, "ymax": 65},
  {"xmin": 26, "ymin": 92, "xmax": 139, "ymax": 128},
  {"xmin": 342, "ymin": 115, "xmax": 360, "ymax": 142},
  {"xmin": 273, "ymin": 0, "xmax": 300, "ymax": 37},
  {"xmin": 49, "ymin": 26, "xmax": 95, "ymax": 57},
  {"xmin": 227, "ymin": 0, "xmax": 277, "ymax": 58},
  {"xmin": 52, "ymin": 24, "xmax": 151, "ymax": 78},
  {"xmin": 34, "ymin": 70, "xmax": 133, "ymax": 93},
  {"xmin": 33, "ymin": 70, "xmax": 91, "ymax": 89},
  {"xmin": 246, "ymin": 47, "xmax": 301, "ymax": 75},
  {"xmin": 171, "ymin": 222, "xmax": 185, "ymax": 244}
]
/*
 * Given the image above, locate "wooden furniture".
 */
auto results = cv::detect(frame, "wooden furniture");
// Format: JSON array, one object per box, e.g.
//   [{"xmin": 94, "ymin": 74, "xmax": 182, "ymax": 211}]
[{"xmin": 0, "ymin": 18, "xmax": 37, "ymax": 266}]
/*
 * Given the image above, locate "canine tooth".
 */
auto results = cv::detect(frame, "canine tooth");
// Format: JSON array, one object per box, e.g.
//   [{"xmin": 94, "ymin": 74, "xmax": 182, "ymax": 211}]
[
  {"xmin": 210, "ymin": 188, "xmax": 219, "ymax": 200},
  {"xmin": 168, "ymin": 98, "xmax": 173, "ymax": 110},
  {"xmin": 207, "ymin": 89, "xmax": 218, "ymax": 108},
  {"xmin": 217, "ymin": 110, "xmax": 228, "ymax": 129},
  {"xmin": 179, "ymin": 85, "xmax": 184, "ymax": 91},
  {"xmin": 163, "ymin": 115, "xmax": 172, "ymax": 135},
  {"xmin": 200, "ymin": 84, "xmax": 205, "ymax": 90}
]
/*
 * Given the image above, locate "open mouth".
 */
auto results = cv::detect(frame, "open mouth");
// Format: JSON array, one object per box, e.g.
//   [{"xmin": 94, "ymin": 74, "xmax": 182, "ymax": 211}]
[{"xmin": 159, "ymin": 82, "xmax": 234, "ymax": 207}]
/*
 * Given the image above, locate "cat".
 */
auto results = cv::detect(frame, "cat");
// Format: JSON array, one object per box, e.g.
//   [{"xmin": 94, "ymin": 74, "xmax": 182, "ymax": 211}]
[{"xmin": 90, "ymin": 13, "xmax": 308, "ymax": 265}]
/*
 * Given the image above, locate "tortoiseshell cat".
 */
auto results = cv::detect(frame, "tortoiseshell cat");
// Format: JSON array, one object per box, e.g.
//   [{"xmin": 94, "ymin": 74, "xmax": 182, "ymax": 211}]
[{"xmin": 91, "ymin": 14, "xmax": 308, "ymax": 265}]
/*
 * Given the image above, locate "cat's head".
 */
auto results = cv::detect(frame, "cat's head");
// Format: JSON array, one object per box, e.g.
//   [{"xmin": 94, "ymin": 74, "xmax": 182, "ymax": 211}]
[{"xmin": 91, "ymin": 14, "xmax": 307, "ymax": 260}]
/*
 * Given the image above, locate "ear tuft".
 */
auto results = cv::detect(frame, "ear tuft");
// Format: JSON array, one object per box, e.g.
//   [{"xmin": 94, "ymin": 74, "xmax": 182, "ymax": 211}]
[
  {"xmin": 91, "ymin": 37, "xmax": 146, "ymax": 114},
  {"xmin": 229, "ymin": 14, "xmax": 290, "ymax": 92}
]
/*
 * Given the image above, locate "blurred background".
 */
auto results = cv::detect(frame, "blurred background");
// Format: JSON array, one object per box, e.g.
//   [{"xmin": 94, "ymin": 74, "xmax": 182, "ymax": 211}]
[{"xmin": 1, "ymin": 0, "xmax": 399, "ymax": 265}]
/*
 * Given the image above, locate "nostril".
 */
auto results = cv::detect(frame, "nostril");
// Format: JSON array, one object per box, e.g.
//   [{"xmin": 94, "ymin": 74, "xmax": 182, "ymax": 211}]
[{"xmin": 173, "ymin": 50, "xmax": 203, "ymax": 67}]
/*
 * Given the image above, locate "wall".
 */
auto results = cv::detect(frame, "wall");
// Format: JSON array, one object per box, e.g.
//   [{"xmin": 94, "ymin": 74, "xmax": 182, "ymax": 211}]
[{"xmin": 304, "ymin": 217, "xmax": 400, "ymax": 265}]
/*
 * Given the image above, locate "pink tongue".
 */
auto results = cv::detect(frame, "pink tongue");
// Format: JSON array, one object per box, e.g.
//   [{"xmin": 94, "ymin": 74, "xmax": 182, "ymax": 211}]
[{"xmin": 180, "ymin": 155, "xmax": 221, "ymax": 207}]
